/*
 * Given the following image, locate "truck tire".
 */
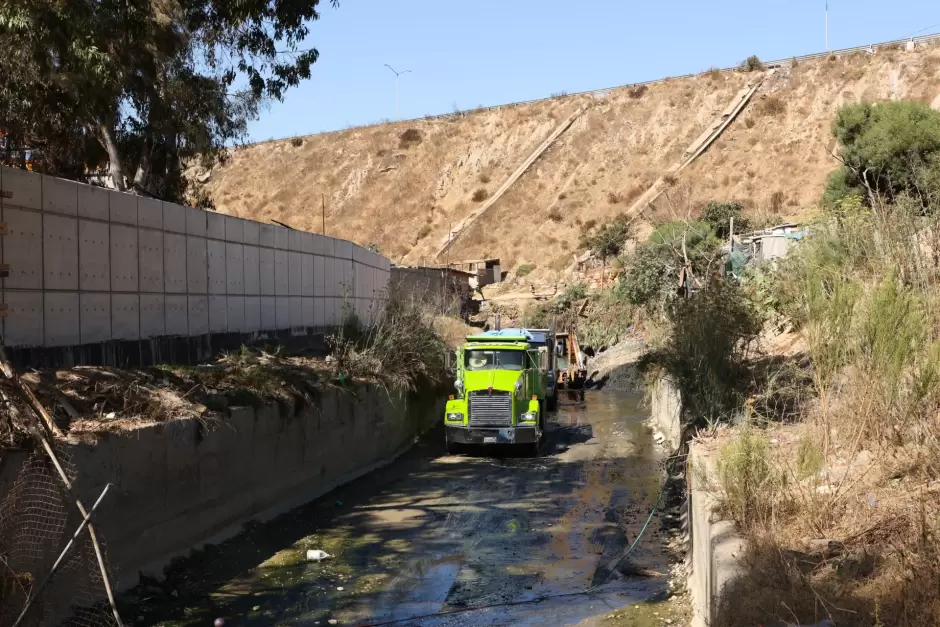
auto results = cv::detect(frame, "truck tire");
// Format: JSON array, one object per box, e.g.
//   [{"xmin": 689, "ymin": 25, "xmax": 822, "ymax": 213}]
[
  {"xmin": 523, "ymin": 441, "xmax": 540, "ymax": 457},
  {"xmin": 547, "ymin": 392, "xmax": 558, "ymax": 411},
  {"xmin": 446, "ymin": 439, "xmax": 461, "ymax": 455}
]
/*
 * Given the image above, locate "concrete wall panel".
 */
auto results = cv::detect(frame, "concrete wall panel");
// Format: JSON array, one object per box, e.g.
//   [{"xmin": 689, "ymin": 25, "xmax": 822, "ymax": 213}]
[
  {"xmin": 261, "ymin": 297, "xmax": 276, "ymax": 330},
  {"xmin": 301, "ymin": 232, "xmax": 314, "ymax": 254},
  {"xmin": 289, "ymin": 296, "xmax": 302, "ymax": 328},
  {"xmin": 42, "ymin": 175, "xmax": 78, "ymax": 216},
  {"xmin": 188, "ymin": 295, "xmax": 209, "ymax": 335},
  {"xmin": 259, "ymin": 224, "xmax": 275, "ymax": 248},
  {"xmin": 207, "ymin": 211, "xmax": 226, "ymax": 240},
  {"xmin": 313, "ymin": 256, "xmax": 325, "ymax": 296},
  {"xmin": 301, "ymin": 254, "xmax": 314, "ymax": 296},
  {"xmin": 110, "ymin": 224, "xmax": 139, "ymax": 292},
  {"xmin": 141, "ymin": 294, "xmax": 165, "ymax": 338},
  {"xmin": 259, "ymin": 248, "xmax": 275, "ymax": 295},
  {"xmin": 226, "ymin": 296, "xmax": 245, "ymax": 332},
  {"xmin": 322, "ymin": 257, "xmax": 335, "ymax": 297},
  {"xmin": 109, "ymin": 191, "xmax": 137, "ymax": 225},
  {"xmin": 288, "ymin": 251, "xmax": 302, "ymax": 296},
  {"xmin": 163, "ymin": 233, "xmax": 187, "ymax": 294},
  {"xmin": 226, "ymin": 243, "xmax": 244, "ymax": 294},
  {"xmin": 335, "ymin": 239, "xmax": 352, "ymax": 260},
  {"xmin": 163, "ymin": 202, "xmax": 187, "ymax": 233},
  {"xmin": 5, "ymin": 291, "xmax": 43, "ymax": 347},
  {"xmin": 225, "ymin": 216, "xmax": 244, "ymax": 243},
  {"xmin": 77, "ymin": 184, "xmax": 109, "ymax": 220},
  {"xmin": 245, "ymin": 296, "xmax": 261, "ymax": 332},
  {"xmin": 243, "ymin": 220, "xmax": 260, "ymax": 245},
  {"xmin": 342, "ymin": 259, "xmax": 354, "ymax": 297},
  {"xmin": 80, "ymin": 293, "xmax": 111, "ymax": 344},
  {"xmin": 112, "ymin": 294, "xmax": 140, "ymax": 340},
  {"xmin": 244, "ymin": 245, "xmax": 260, "ymax": 295},
  {"xmin": 288, "ymin": 230, "xmax": 303, "ymax": 252},
  {"xmin": 4, "ymin": 208, "xmax": 42, "ymax": 289},
  {"xmin": 274, "ymin": 226, "xmax": 289, "ymax": 250},
  {"xmin": 2, "ymin": 168, "xmax": 41, "ymax": 210},
  {"xmin": 185, "ymin": 206, "xmax": 206, "ymax": 236},
  {"xmin": 209, "ymin": 295, "xmax": 227, "ymax": 333},
  {"xmin": 44, "ymin": 292, "xmax": 79, "ymax": 347},
  {"xmin": 43, "ymin": 214, "xmax": 78, "ymax": 290},
  {"xmin": 165, "ymin": 295, "xmax": 188, "ymax": 336},
  {"xmin": 275, "ymin": 249, "xmax": 289, "ymax": 296},
  {"xmin": 311, "ymin": 234, "xmax": 327, "ymax": 255},
  {"xmin": 186, "ymin": 236, "xmax": 208, "ymax": 293},
  {"xmin": 138, "ymin": 197, "xmax": 163, "ymax": 230},
  {"xmin": 207, "ymin": 239, "xmax": 226, "ymax": 295},
  {"xmin": 302, "ymin": 297, "xmax": 314, "ymax": 327},
  {"xmin": 313, "ymin": 297, "xmax": 325, "ymax": 327},
  {"xmin": 79, "ymin": 220, "xmax": 110, "ymax": 291},
  {"xmin": 276, "ymin": 297, "xmax": 289, "ymax": 329},
  {"xmin": 139, "ymin": 229, "xmax": 163, "ymax": 293}
]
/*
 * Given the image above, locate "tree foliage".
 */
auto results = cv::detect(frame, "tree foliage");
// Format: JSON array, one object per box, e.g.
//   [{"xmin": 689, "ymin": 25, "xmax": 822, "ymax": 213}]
[
  {"xmin": 620, "ymin": 220, "xmax": 721, "ymax": 310},
  {"xmin": 0, "ymin": 0, "xmax": 337, "ymax": 202},
  {"xmin": 825, "ymin": 101, "xmax": 940, "ymax": 208},
  {"xmin": 701, "ymin": 201, "xmax": 750, "ymax": 238}
]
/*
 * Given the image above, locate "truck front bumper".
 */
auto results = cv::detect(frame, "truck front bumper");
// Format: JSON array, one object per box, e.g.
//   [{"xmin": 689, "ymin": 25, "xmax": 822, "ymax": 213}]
[{"xmin": 445, "ymin": 425, "xmax": 539, "ymax": 445}]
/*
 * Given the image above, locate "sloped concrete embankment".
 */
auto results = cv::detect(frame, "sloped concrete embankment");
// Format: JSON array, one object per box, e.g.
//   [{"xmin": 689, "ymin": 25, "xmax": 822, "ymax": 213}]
[{"xmin": 0, "ymin": 385, "xmax": 444, "ymax": 591}]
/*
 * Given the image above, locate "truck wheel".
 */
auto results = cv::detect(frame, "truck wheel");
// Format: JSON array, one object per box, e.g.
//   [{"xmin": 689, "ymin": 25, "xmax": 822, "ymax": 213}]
[
  {"xmin": 547, "ymin": 393, "xmax": 558, "ymax": 411},
  {"xmin": 523, "ymin": 441, "xmax": 540, "ymax": 457},
  {"xmin": 446, "ymin": 439, "xmax": 461, "ymax": 455}
]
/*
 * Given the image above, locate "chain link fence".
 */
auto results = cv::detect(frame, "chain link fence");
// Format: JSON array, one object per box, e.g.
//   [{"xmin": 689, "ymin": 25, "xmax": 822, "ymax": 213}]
[{"xmin": 0, "ymin": 395, "xmax": 121, "ymax": 626}]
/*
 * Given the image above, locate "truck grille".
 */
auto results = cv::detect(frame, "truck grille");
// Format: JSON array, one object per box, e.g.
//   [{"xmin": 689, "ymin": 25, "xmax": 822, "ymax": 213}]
[{"xmin": 469, "ymin": 391, "xmax": 512, "ymax": 427}]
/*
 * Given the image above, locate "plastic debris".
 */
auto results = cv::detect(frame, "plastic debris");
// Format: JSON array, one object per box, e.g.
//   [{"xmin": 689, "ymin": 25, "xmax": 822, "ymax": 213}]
[{"xmin": 306, "ymin": 549, "xmax": 332, "ymax": 562}]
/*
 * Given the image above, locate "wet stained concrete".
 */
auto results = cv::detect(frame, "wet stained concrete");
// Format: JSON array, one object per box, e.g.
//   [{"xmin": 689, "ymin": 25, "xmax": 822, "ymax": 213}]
[{"xmin": 126, "ymin": 391, "xmax": 677, "ymax": 626}]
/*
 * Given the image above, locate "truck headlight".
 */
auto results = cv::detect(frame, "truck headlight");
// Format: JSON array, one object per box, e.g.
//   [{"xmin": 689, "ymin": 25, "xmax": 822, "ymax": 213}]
[
  {"xmin": 520, "ymin": 412, "xmax": 537, "ymax": 423},
  {"xmin": 446, "ymin": 413, "xmax": 463, "ymax": 421}
]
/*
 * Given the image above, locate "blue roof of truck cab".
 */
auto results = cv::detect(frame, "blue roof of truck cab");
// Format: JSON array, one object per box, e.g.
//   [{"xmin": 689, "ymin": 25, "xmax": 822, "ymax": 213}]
[{"xmin": 467, "ymin": 328, "xmax": 548, "ymax": 344}]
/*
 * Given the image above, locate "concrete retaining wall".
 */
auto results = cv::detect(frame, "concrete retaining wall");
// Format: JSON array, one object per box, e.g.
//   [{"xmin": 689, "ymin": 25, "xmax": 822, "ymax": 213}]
[
  {"xmin": 0, "ymin": 166, "xmax": 390, "ymax": 349},
  {"xmin": 0, "ymin": 386, "xmax": 443, "ymax": 590},
  {"xmin": 688, "ymin": 441, "xmax": 746, "ymax": 627},
  {"xmin": 651, "ymin": 376, "xmax": 681, "ymax": 451}
]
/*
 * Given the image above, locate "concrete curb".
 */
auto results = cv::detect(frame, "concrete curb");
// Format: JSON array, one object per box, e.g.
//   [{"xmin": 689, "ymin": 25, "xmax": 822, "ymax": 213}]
[{"xmin": 688, "ymin": 441, "xmax": 746, "ymax": 627}]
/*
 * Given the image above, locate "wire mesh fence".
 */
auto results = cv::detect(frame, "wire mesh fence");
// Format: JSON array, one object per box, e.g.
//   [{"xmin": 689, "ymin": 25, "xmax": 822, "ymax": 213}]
[{"xmin": 0, "ymin": 410, "xmax": 121, "ymax": 626}]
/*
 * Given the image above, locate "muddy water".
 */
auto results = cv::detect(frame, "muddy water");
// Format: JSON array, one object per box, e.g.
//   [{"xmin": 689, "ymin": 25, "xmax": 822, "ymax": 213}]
[{"xmin": 129, "ymin": 391, "xmax": 671, "ymax": 627}]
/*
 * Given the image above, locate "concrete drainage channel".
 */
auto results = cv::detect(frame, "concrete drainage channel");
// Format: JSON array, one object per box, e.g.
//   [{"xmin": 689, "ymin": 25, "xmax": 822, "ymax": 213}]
[{"xmin": 650, "ymin": 376, "xmax": 746, "ymax": 627}]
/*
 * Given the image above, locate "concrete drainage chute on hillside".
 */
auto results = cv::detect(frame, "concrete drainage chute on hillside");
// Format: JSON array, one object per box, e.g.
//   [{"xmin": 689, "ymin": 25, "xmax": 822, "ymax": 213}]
[{"xmin": 435, "ymin": 108, "xmax": 585, "ymax": 258}]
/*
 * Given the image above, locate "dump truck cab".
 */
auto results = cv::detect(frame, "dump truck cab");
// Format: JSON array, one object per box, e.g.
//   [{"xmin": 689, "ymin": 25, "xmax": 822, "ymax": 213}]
[{"xmin": 444, "ymin": 329, "xmax": 551, "ymax": 455}]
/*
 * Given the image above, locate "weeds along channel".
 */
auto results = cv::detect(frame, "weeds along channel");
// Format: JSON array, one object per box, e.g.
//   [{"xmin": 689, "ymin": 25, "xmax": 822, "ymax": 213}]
[{"xmin": 626, "ymin": 100, "xmax": 940, "ymax": 626}]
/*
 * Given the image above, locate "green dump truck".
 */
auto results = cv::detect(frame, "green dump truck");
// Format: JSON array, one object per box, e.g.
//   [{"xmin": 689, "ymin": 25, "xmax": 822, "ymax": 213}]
[{"xmin": 444, "ymin": 328, "xmax": 556, "ymax": 455}]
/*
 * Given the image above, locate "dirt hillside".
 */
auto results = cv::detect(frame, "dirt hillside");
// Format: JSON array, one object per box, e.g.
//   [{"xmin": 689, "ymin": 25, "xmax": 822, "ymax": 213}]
[{"xmin": 200, "ymin": 43, "xmax": 940, "ymax": 276}]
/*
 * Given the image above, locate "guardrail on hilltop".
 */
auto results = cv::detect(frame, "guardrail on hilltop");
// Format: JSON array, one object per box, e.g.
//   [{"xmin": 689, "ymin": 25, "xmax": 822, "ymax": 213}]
[{"xmin": 244, "ymin": 32, "xmax": 940, "ymax": 149}]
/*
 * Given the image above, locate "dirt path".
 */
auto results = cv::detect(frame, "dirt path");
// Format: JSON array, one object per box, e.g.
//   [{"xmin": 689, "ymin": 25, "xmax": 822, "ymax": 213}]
[{"xmin": 127, "ymin": 392, "xmax": 679, "ymax": 626}]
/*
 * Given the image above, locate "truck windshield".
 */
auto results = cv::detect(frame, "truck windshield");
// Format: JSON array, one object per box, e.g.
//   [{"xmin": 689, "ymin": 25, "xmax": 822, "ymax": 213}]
[{"xmin": 465, "ymin": 349, "xmax": 525, "ymax": 371}]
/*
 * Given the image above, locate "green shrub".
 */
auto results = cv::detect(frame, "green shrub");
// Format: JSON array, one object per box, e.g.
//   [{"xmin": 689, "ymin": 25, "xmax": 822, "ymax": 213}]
[
  {"xmin": 471, "ymin": 188, "xmax": 489, "ymax": 202},
  {"xmin": 715, "ymin": 424, "xmax": 788, "ymax": 528},
  {"xmin": 740, "ymin": 55, "xmax": 764, "ymax": 72},
  {"xmin": 516, "ymin": 263, "xmax": 536, "ymax": 278},
  {"xmin": 640, "ymin": 280, "xmax": 763, "ymax": 427},
  {"xmin": 579, "ymin": 215, "xmax": 631, "ymax": 264},
  {"xmin": 398, "ymin": 128, "xmax": 422, "ymax": 149},
  {"xmin": 701, "ymin": 201, "xmax": 750, "ymax": 238}
]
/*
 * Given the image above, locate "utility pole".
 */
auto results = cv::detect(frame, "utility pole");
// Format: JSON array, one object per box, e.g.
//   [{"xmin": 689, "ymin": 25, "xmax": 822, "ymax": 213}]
[
  {"xmin": 321, "ymin": 195, "xmax": 326, "ymax": 235},
  {"xmin": 825, "ymin": 1, "xmax": 829, "ymax": 51},
  {"xmin": 384, "ymin": 64, "xmax": 411, "ymax": 120}
]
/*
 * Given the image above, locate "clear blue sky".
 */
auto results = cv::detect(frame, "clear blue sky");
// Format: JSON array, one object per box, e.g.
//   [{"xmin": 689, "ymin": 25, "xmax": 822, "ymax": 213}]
[{"xmin": 247, "ymin": 0, "xmax": 940, "ymax": 141}]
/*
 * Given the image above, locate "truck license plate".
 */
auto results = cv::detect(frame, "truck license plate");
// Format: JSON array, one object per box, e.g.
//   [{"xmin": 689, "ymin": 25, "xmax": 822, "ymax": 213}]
[{"xmin": 483, "ymin": 436, "xmax": 497, "ymax": 444}]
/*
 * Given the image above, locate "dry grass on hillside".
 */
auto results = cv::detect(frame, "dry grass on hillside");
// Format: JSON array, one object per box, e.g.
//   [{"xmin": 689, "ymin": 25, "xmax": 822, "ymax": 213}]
[{"xmin": 201, "ymin": 43, "xmax": 940, "ymax": 277}]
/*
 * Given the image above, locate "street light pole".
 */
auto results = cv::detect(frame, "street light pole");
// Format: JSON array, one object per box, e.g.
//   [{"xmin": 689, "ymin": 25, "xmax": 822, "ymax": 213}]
[{"xmin": 384, "ymin": 64, "xmax": 411, "ymax": 120}]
